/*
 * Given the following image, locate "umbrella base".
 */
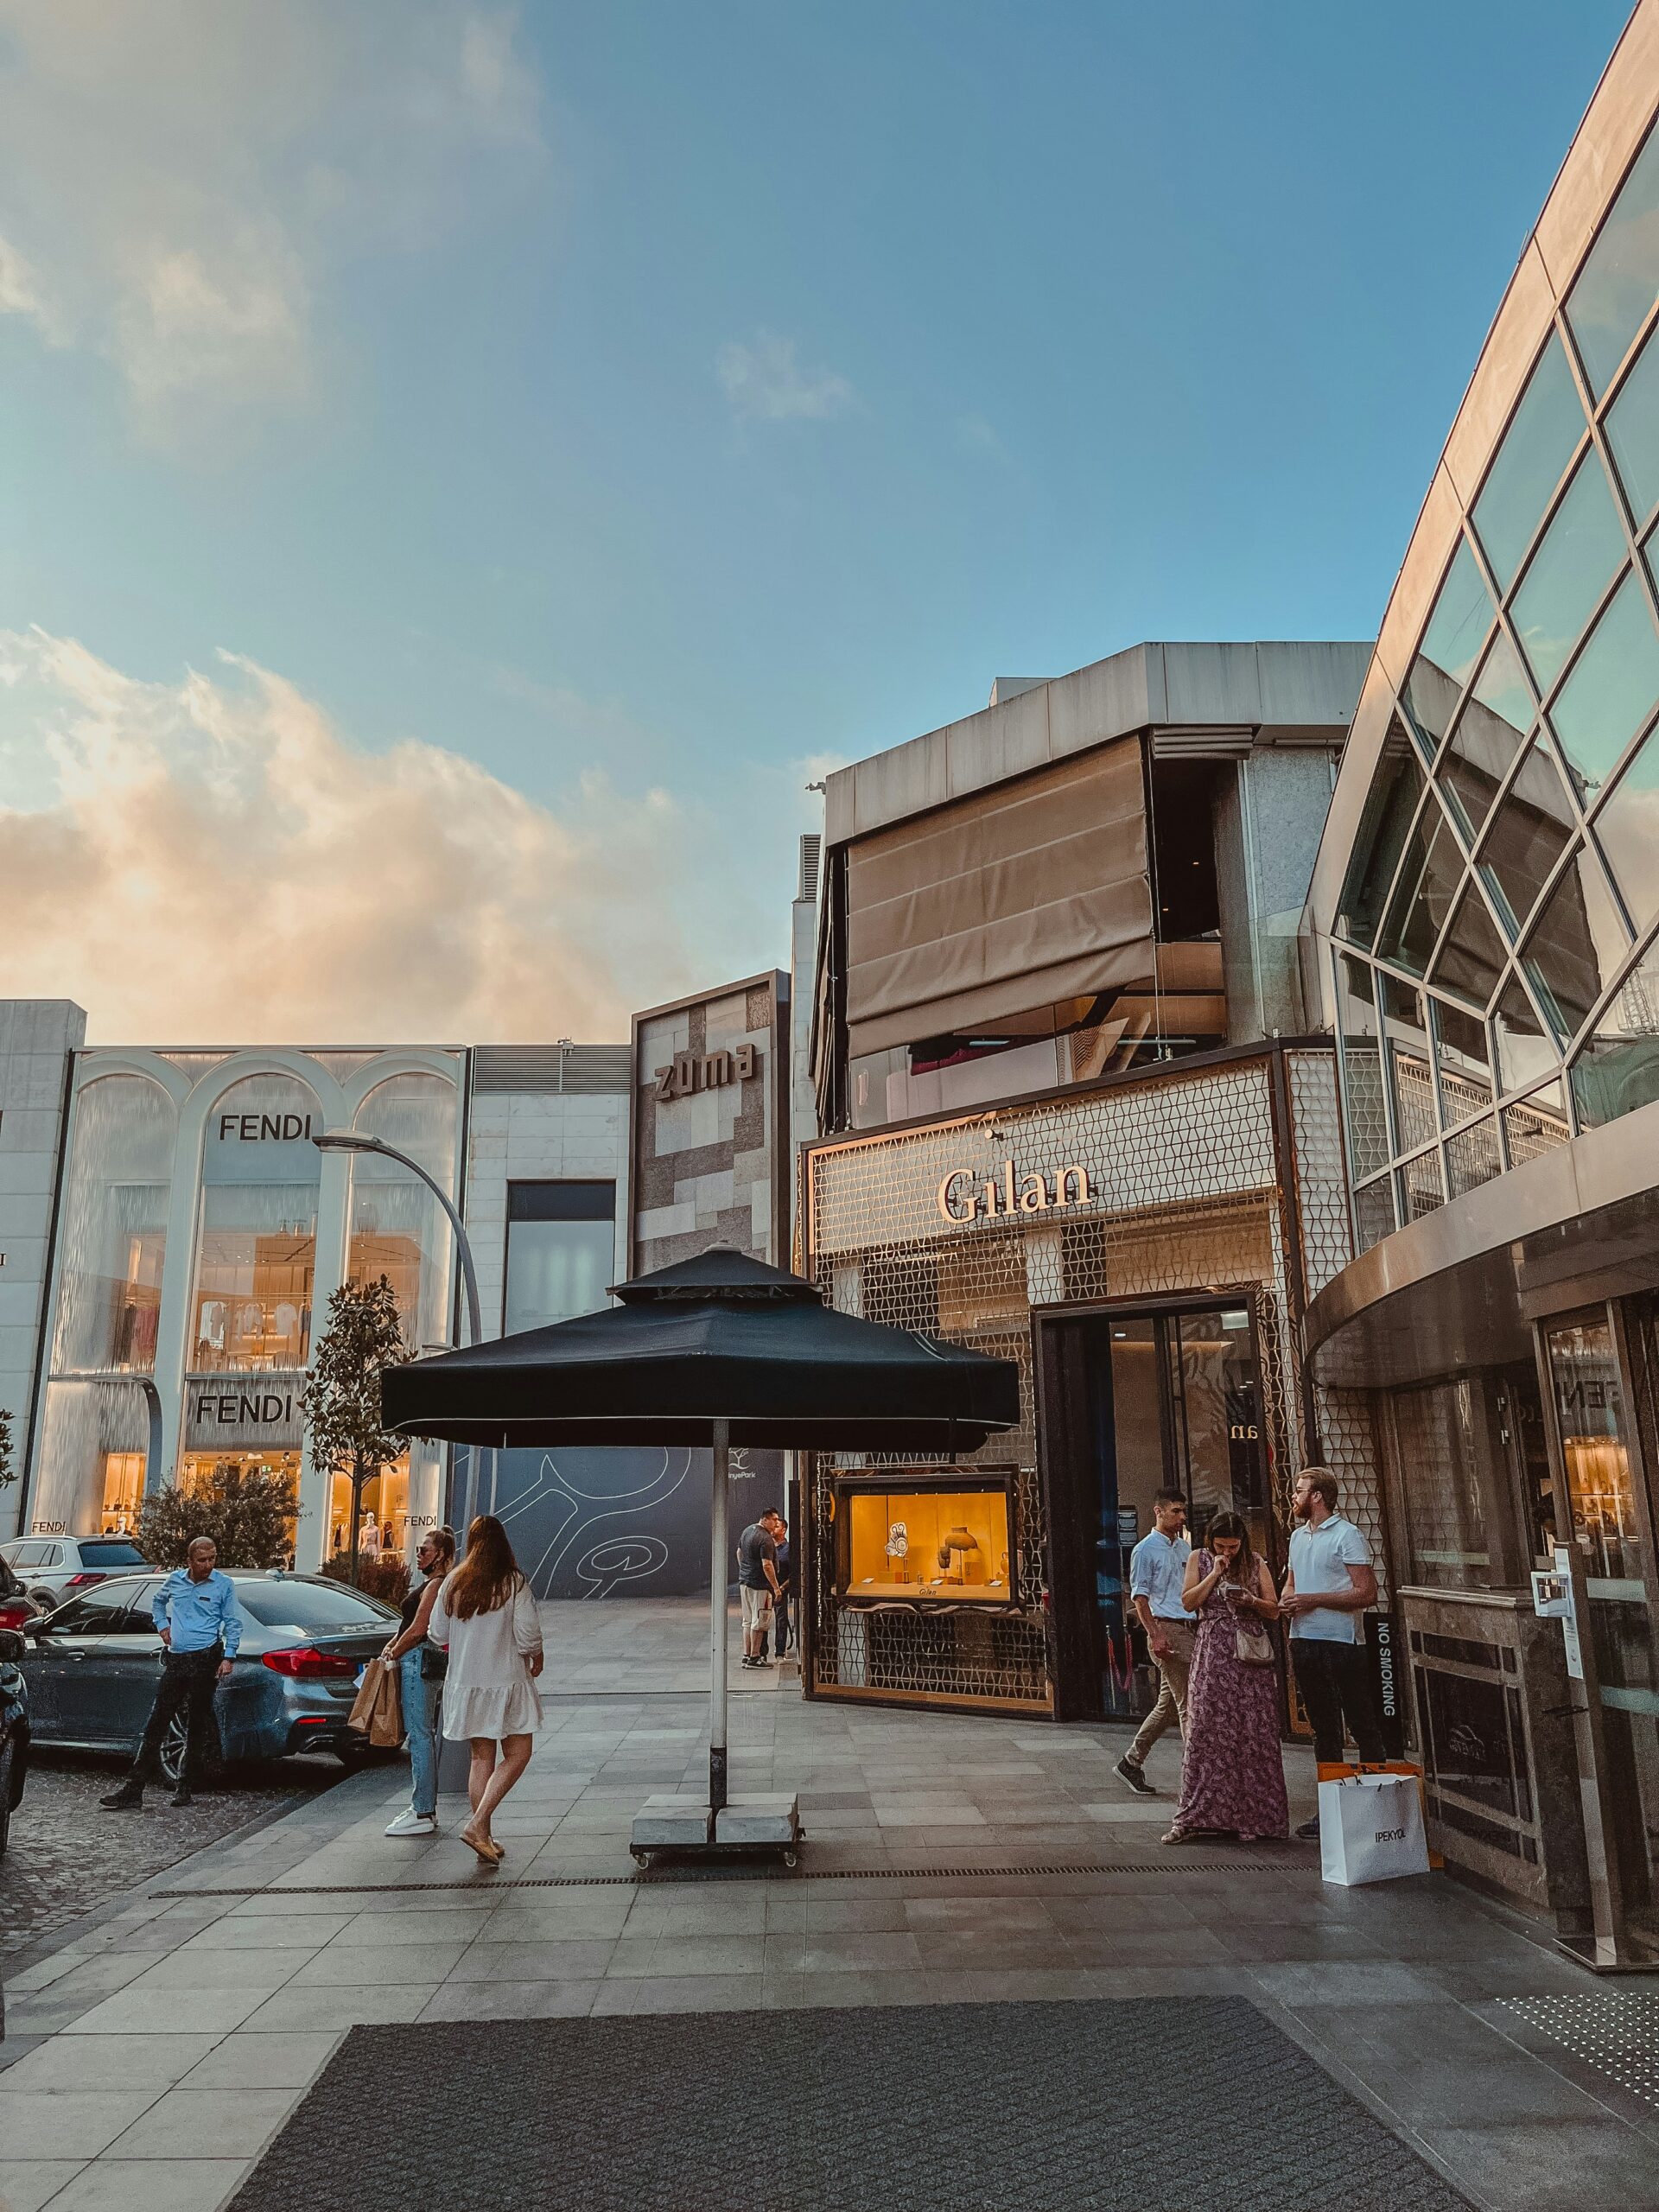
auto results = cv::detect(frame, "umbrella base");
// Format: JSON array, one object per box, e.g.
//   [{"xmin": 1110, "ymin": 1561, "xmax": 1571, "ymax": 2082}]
[{"xmin": 629, "ymin": 1792, "xmax": 802, "ymax": 1866}]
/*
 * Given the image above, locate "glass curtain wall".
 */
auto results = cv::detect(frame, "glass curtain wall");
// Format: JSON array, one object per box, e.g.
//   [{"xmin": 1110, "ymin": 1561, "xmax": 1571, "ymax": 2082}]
[
  {"xmin": 191, "ymin": 1075, "xmax": 322, "ymax": 1375},
  {"xmin": 503, "ymin": 1181, "xmax": 616, "ymax": 1332},
  {"xmin": 1332, "ymin": 120, "xmax": 1659, "ymax": 1249},
  {"xmin": 343, "ymin": 1072, "xmax": 461, "ymax": 1559}
]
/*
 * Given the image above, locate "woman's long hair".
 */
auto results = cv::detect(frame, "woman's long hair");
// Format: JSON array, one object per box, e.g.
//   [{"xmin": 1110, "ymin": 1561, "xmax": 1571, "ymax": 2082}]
[
  {"xmin": 445, "ymin": 1516, "xmax": 523, "ymax": 1619},
  {"xmin": 1205, "ymin": 1510, "xmax": 1256, "ymax": 1585}
]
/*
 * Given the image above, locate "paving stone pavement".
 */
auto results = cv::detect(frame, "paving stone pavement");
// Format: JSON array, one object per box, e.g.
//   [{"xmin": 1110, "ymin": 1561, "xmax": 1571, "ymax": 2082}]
[
  {"xmin": 0, "ymin": 1754, "xmax": 338, "ymax": 1958},
  {"xmin": 0, "ymin": 1598, "xmax": 1655, "ymax": 2212},
  {"xmin": 226, "ymin": 2001, "xmax": 1472, "ymax": 2212}
]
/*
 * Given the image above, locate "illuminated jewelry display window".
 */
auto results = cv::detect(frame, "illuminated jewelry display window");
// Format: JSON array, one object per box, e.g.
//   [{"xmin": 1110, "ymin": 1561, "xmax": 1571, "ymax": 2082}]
[{"xmin": 834, "ymin": 1469, "xmax": 1016, "ymax": 1605}]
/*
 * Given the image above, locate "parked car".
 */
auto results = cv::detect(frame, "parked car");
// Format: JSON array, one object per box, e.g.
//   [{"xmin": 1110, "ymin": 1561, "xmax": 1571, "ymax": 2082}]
[
  {"xmin": 1, "ymin": 1535, "xmax": 149, "ymax": 1613},
  {"xmin": 0, "ymin": 1550, "xmax": 40, "ymax": 1633},
  {"xmin": 16, "ymin": 1571, "xmax": 399, "ymax": 1784},
  {"xmin": 0, "ymin": 1624, "xmax": 29, "ymax": 1856}
]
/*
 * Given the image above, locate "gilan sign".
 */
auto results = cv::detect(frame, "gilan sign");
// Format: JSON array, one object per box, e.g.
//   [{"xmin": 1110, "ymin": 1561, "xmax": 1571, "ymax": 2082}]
[{"xmin": 937, "ymin": 1160, "xmax": 1092, "ymax": 1225}]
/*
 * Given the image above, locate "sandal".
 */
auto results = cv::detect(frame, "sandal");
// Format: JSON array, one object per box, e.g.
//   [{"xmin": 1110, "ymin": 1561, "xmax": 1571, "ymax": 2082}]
[
  {"xmin": 1160, "ymin": 1826, "xmax": 1196, "ymax": 1846},
  {"xmin": 460, "ymin": 1821, "xmax": 502, "ymax": 1866}
]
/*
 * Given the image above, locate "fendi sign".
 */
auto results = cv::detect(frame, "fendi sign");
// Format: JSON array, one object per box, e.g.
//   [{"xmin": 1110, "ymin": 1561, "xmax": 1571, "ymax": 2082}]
[
  {"xmin": 654, "ymin": 1042, "xmax": 758, "ymax": 1103},
  {"xmin": 185, "ymin": 1378, "xmax": 304, "ymax": 1450},
  {"xmin": 937, "ymin": 1161, "xmax": 1092, "ymax": 1225}
]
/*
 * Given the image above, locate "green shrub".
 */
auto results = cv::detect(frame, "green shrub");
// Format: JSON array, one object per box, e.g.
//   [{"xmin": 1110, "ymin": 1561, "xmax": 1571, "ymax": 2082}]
[
  {"xmin": 137, "ymin": 1459, "xmax": 296, "ymax": 1569},
  {"xmin": 322, "ymin": 1549, "xmax": 410, "ymax": 1605}
]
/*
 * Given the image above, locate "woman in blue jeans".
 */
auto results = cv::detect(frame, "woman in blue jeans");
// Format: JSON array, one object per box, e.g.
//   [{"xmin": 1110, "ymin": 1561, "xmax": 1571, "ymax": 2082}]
[{"xmin": 379, "ymin": 1524, "xmax": 455, "ymax": 1838}]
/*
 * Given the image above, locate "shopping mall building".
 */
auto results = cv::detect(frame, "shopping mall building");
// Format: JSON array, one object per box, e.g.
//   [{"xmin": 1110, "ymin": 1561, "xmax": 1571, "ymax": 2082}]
[{"xmin": 1300, "ymin": 3, "xmax": 1659, "ymax": 1966}]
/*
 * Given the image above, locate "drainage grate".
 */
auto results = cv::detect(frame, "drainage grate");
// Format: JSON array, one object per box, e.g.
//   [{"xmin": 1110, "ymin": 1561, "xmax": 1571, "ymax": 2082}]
[
  {"xmin": 152, "ymin": 1852, "xmax": 1309, "ymax": 1898},
  {"xmin": 1500, "ymin": 1993, "xmax": 1659, "ymax": 2110}
]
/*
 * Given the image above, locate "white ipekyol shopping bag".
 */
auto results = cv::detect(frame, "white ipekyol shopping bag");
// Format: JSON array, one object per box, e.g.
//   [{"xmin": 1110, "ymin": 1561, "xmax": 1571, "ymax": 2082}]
[{"xmin": 1319, "ymin": 1771, "xmax": 1430, "ymax": 1886}]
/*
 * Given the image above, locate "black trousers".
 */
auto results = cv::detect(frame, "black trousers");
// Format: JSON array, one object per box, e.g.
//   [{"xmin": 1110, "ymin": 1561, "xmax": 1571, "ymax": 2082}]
[
  {"xmin": 1292, "ymin": 1636, "xmax": 1385, "ymax": 1765},
  {"xmin": 130, "ymin": 1648, "xmax": 221, "ymax": 1788},
  {"xmin": 773, "ymin": 1591, "xmax": 791, "ymax": 1656}
]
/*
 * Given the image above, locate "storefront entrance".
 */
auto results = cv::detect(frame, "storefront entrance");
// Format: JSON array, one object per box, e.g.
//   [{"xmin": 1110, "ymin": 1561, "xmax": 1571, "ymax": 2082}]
[
  {"xmin": 1037, "ymin": 1294, "xmax": 1270, "ymax": 1723},
  {"xmin": 1540, "ymin": 1305, "xmax": 1659, "ymax": 1965}
]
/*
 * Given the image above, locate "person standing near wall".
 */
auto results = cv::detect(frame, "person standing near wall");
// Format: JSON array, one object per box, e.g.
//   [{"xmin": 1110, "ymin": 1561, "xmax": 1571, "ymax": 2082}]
[
  {"xmin": 379, "ymin": 1523, "xmax": 456, "ymax": 1838},
  {"xmin": 1280, "ymin": 1466, "xmax": 1386, "ymax": 1840},
  {"xmin": 1116, "ymin": 1489, "xmax": 1192, "ymax": 1796}
]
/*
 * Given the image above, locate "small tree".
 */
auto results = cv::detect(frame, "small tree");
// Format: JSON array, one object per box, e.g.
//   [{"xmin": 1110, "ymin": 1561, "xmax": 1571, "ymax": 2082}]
[
  {"xmin": 301, "ymin": 1274, "xmax": 410, "ymax": 1586},
  {"xmin": 0, "ymin": 1407, "xmax": 13, "ymax": 1491},
  {"xmin": 137, "ymin": 1458, "xmax": 296, "ymax": 1568}
]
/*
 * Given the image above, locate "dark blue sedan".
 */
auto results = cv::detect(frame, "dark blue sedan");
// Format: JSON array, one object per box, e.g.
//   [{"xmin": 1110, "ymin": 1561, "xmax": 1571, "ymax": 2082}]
[{"xmin": 16, "ymin": 1570, "xmax": 401, "ymax": 1784}]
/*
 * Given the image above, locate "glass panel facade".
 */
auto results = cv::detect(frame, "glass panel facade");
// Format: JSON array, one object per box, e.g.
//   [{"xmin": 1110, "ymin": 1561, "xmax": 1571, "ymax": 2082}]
[
  {"xmin": 51, "ymin": 1076, "xmax": 176, "ymax": 1375},
  {"xmin": 1335, "ymin": 721, "xmax": 1422, "ymax": 947},
  {"xmin": 1567, "ymin": 122, "xmax": 1659, "ymax": 397},
  {"xmin": 1502, "ymin": 1077, "xmax": 1570, "ymax": 1168},
  {"xmin": 1568, "ymin": 931, "xmax": 1659, "ymax": 1128},
  {"xmin": 1393, "ymin": 1378, "xmax": 1492, "ymax": 1586},
  {"xmin": 1521, "ymin": 842, "xmax": 1630, "ymax": 1046},
  {"xmin": 1417, "ymin": 537, "xmax": 1493, "ymax": 691},
  {"xmin": 1548, "ymin": 569, "xmax": 1659, "ymax": 798},
  {"xmin": 1478, "ymin": 738, "xmax": 1576, "ymax": 937},
  {"xmin": 191, "ymin": 1076, "xmax": 321, "ymax": 1374},
  {"xmin": 1382, "ymin": 976, "xmax": 1437, "ymax": 1154},
  {"xmin": 1335, "ymin": 954, "xmax": 1390, "ymax": 1179},
  {"xmin": 1445, "ymin": 1115, "xmax": 1503, "ymax": 1198},
  {"xmin": 1434, "ymin": 998, "xmax": 1494, "ymax": 1125},
  {"xmin": 1606, "ymin": 321, "xmax": 1659, "ymax": 524},
  {"xmin": 1376, "ymin": 808, "xmax": 1463, "ymax": 976},
  {"xmin": 1592, "ymin": 718, "xmax": 1659, "ymax": 936},
  {"xmin": 1438, "ymin": 648, "xmax": 1531, "ymax": 840},
  {"xmin": 1353, "ymin": 1177, "xmax": 1396, "ymax": 1254},
  {"xmin": 1428, "ymin": 886, "xmax": 1506, "ymax": 1009},
  {"xmin": 1510, "ymin": 453, "xmax": 1626, "ymax": 692},
  {"xmin": 503, "ymin": 1181, "xmax": 617, "ymax": 1333},
  {"xmin": 346, "ymin": 1073, "xmax": 460, "ymax": 1354},
  {"xmin": 1473, "ymin": 333, "xmax": 1586, "ymax": 589},
  {"xmin": 1399, "ymin": 1147, "xmax": 1444, "ymax": 1223},
  {"xmin": 1492, "ymin": 976, "xmax": 1560, "ymax": 1096}
]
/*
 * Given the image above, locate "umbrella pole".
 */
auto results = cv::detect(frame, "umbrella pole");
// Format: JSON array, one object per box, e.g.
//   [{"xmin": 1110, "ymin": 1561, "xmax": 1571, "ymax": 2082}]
[{"xmin": 709, "ymin": 1415, "xmax": 729, "ymax": 1815}]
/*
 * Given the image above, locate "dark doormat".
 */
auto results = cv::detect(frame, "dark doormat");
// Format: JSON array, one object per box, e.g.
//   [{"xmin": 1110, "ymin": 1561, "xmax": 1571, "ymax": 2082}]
[{"xmin": 228, "ymin": 1998, "xmax": 1470, "ymax": 2212}]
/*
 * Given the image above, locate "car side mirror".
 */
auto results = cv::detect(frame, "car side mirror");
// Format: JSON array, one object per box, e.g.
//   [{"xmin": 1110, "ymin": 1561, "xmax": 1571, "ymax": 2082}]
[{"xmin": 0, "ymin": 1626, "xmax": 25, "ymax": 1662}]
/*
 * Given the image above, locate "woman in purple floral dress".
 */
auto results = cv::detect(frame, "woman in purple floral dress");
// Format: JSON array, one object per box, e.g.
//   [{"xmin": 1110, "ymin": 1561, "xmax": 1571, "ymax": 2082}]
[{"xmin": 1163, "ymin": 1510, "xmax": 1288, "ymax": 1845}]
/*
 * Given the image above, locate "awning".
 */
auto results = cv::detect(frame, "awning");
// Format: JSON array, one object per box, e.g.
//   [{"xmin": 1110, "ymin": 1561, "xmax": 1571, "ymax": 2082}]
[{"xmin": 843, "ymin": 739, "xmax": 1154, "ymax": 1061}]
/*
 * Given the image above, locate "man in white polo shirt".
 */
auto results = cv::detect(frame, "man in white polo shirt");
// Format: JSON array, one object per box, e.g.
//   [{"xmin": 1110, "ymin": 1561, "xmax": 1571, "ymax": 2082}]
[
  {"xmin": 1115, "ymin": 1489, "xmax": 1192, "ymax": 1796},
  {"xmin": 1281, "ymin": 1465, "xmax": 1386, "ymax": 1839}
]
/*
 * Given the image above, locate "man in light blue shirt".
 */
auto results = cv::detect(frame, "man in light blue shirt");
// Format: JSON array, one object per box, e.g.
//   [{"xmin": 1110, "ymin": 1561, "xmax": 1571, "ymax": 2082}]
[
  {"xmin": 103, "ymin": 1537, "xmax": 242, "ymax": 1812},
  {"xmin": 1281, "ymin": 1467, "xmax": 1385, "ymax": 1836},
  {"xmin": 1116, "ymin": 1490, "xmax": 1192, "ymax": 1796}
]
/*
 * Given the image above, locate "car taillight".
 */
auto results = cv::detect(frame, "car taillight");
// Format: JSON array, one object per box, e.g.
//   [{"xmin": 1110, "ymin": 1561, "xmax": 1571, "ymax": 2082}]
[
  {"xmin": 0, "ymin": 1599, "xmax": 32, "ymax": 1629},
  {"xmin": 262, "ymin": 1646, "xmax": 360, "ymax": 1680},
  {"xmin": 63, "ymin": 1571, "xmax": 105, "ymax": 1589}
]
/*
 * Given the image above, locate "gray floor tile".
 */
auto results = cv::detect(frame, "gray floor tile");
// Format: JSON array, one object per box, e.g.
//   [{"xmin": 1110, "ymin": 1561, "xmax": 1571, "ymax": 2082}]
[
  {"xmin": 1419, "ymin": 2120, "xmax": 1659, "ymax": 2210},
  {"xmin": 105, "ymin": 2087, "xmax": 300, "ymax": 2159},
  {"xmin": 42, "ymin": 2156, "xmax": 253, "ymax": 2211},
  {"xmin": 0, "ymin": 2160, "xmax": 87, "ymax": 2212},
  {"xmin": 175, "ymin": 2031, "xmax": 341, "ymax": 2090}
]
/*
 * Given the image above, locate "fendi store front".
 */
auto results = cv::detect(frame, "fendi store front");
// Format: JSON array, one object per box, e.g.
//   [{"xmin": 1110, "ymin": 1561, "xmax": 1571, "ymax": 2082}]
[{"xmin": 798, "ymin": 1041, "xmax": 1389, "ymax": 1722}]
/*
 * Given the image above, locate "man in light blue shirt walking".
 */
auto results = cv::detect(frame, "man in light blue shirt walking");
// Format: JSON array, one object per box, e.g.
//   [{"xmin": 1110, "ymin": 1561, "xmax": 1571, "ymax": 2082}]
[
  {"xmin": 103, "ymin": 1536, "xmax": 242, "ymax": 1811},
  {"xmin": 1116, "ymin": 1490, "xmax": 1192, "ymax": 1796}
]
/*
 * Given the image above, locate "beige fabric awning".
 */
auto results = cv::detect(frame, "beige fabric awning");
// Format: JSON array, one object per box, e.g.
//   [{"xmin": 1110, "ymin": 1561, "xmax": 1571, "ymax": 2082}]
[{"xmin": 844, "ymin": 738, "xmax": 1154, "ymax": 1060}]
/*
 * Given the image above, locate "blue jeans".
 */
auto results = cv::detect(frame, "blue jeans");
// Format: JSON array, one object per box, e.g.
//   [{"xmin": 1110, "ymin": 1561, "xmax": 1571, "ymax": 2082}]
[{"xmin": 400, "ymin": 1651, "xmax": 441, "ymax": 1818}]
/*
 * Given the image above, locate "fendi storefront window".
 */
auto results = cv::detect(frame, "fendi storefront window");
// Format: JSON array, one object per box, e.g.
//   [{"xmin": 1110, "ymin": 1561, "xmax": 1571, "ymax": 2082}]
[{"xmin": 190, "ymin": 1076, "xmax": 321, "ymax": 1374}]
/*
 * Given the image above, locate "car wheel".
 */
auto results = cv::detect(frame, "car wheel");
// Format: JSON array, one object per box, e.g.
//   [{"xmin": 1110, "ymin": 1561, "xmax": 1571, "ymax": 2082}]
[
  {"xmin": 0, "ymin": 1739, "xmax": 14, "ymax": 1858},
  {"xmin": 24, "ymin": 1590, "xmax": 54, "ymax": 1614},
  {"xmin": 158, "ymin": 1712, "xmax": 223, "ymax": 1788}
]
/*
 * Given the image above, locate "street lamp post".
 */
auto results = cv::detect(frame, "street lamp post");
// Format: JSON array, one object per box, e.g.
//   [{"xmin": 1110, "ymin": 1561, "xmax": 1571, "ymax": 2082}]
[{"xmin": 312, "ymin": 1129, "xmax": 489, "ymax": 1544}]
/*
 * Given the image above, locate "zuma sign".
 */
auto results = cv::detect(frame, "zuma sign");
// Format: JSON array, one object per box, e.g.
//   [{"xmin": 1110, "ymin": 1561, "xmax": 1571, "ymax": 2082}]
[
  {"xmin": 654, "ymin": 1042, "xmax": 758, "ymax": 1103},
  {"xmin": 937, "ymin": 1160, "xmax": 1093, "ymax": 1225}
]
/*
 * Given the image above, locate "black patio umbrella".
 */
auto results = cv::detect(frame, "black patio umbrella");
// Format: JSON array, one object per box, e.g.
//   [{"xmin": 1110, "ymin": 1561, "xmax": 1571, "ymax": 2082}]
[{"xmin": 383, "ymin": 1246, "xmax": 1020, "ymax": 1816}]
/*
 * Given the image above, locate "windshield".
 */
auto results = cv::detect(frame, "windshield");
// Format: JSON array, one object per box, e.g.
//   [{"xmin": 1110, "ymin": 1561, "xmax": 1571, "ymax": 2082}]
[
  {"xmin": 235, "ymin": 1580, "xmax": 397, "ymax": 1631},
  {"xmin": 78, "ymin": 1540, "xmax": 149, "ymax": 1566}
]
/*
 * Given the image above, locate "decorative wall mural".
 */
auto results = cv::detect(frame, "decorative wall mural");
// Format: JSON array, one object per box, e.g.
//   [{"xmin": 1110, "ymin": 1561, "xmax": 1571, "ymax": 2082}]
[{"xmin": 453, "ymin": 1443, "xmax": 784, "ymax": 1599}]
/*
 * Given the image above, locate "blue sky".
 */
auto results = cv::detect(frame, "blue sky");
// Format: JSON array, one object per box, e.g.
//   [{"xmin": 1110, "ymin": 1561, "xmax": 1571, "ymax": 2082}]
[{"xmin": 0, "ymin": 1, "xmax": 1637, "ymax": 1040}]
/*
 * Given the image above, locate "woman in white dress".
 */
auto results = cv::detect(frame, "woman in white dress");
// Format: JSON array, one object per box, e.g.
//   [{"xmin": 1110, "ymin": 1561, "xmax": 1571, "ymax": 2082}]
[{"xmin": 428, "ymin": 1515, "xmax": 544, "ymax": 1865}]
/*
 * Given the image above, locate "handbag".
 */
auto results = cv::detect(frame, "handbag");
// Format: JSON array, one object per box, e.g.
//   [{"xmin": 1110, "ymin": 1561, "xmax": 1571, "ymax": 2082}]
[
  {"xmin": 419, "ymin": 1640, "xmax": 448, "ymax": 1681},
  {"xmin": 1235, "ymin": 1622, "xmax": 1274, "ymax": 1667}
]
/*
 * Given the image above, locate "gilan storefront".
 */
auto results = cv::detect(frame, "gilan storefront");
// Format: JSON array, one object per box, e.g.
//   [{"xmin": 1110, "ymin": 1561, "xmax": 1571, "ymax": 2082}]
[
  {"xmin": 799, "ymin": 644, "xmax": 1391, "ymax": 1726},
  {"xmin": 24, "ymin": 1046, "xmax": 463, "ymax": 1567}
]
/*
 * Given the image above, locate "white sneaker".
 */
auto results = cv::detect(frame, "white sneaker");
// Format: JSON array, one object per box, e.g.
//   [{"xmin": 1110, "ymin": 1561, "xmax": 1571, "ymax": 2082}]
[{"xmin": 385, "ymin": 1808, "xmax": 437, "ymax": 1837}]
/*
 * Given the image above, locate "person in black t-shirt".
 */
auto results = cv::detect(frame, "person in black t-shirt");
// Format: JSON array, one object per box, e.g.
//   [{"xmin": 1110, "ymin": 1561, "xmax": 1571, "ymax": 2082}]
[
  {"xmin": 772, "ymin": 1522, "xmax": 792, "ymax": 1659},
  {"xmin": 736, "ymin": 1509, "xmax": 783, "ymax": 1669}
]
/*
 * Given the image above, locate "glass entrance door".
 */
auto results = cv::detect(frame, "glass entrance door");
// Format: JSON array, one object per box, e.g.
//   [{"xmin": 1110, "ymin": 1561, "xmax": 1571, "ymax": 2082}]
[
  {"xmin": 1542, "ymin": 1311, "xmax": 1659, "ymax": 1961},
  {"xmin": 1086, "ymin": 1301, "xmax": 1268, "ymax": 1719}
]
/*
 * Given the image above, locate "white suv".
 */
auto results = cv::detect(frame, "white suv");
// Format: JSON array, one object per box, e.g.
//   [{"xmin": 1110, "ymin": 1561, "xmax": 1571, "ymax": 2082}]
[{"xmin": 0, "ymin": 1535, "xmax": 150, "ymax": 1613}]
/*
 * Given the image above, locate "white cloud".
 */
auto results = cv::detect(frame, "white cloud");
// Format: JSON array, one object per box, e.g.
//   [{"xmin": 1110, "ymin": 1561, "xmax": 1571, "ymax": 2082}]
[
  {"xmin": 0, "ymin": 2, "xmax": 546, "ymax": 426},
  {"xmin": 0, "ymin": 629, "xmax": 773, "ymax": 1044},
  {"xmin": 717, "ymin": 331, "xmax": 855, "ymax": 423}
]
